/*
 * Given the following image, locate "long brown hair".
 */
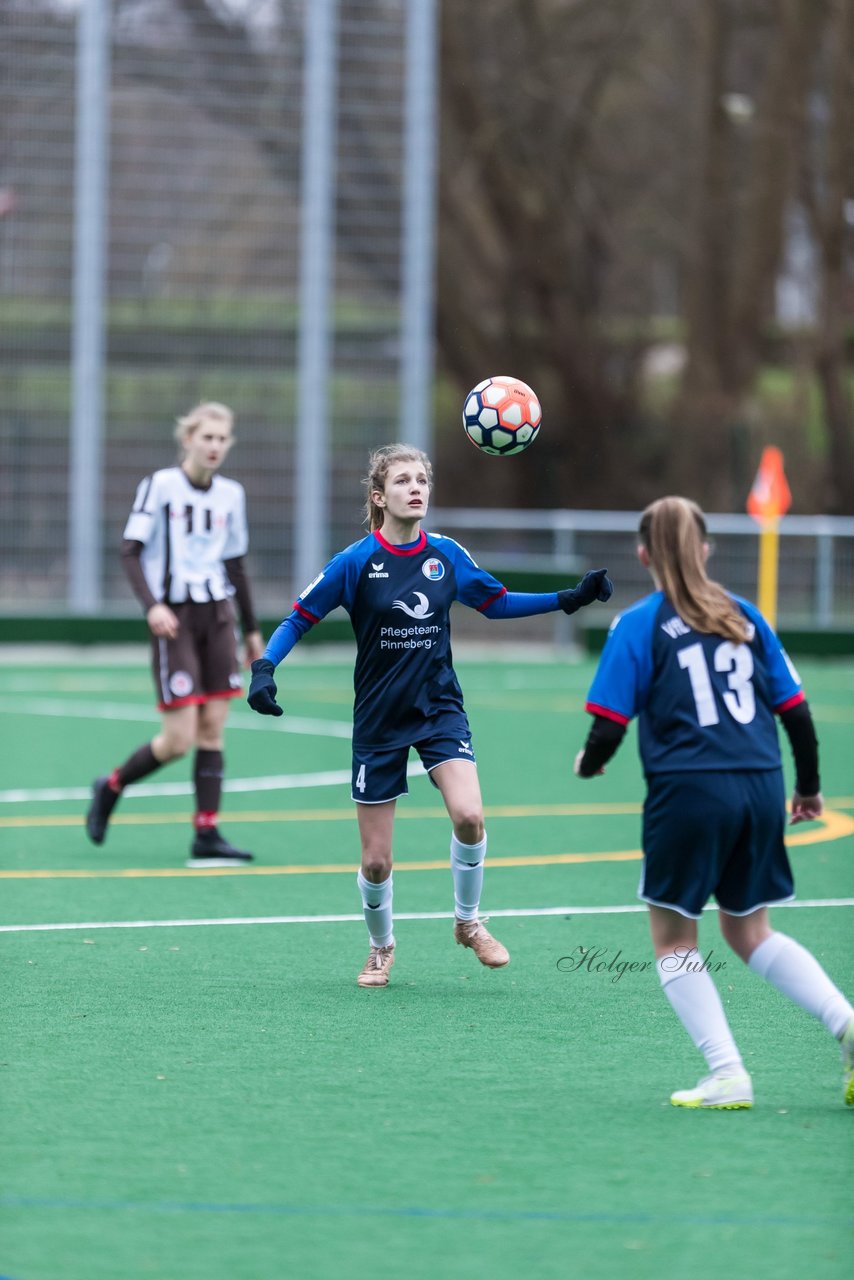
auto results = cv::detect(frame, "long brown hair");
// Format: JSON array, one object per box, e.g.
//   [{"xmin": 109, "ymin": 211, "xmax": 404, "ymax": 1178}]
[
  {"xmin": 639, "ymin": 497, "xmax": 750, "ymax": 644},
  {"xmin": 362, "ymin": 444, "xmax": 433, "ymax": 531}
]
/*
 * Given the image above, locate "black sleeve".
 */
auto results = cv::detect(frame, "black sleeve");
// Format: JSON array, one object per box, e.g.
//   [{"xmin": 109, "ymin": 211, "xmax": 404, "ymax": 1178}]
[
  {"xmin": 223, "ymin": 555, "xmax": 259, "ymax": 635},
  {"xmin": 779, "ymin": 699, "xmax": 820, "ymax": 797},
  {"xmin": 121, "ymin": 539, "xmax": 159, "ymax": 613},
  {"xmin": 577, "ymin": 715, "xmax": 628, "ymax": 777}
]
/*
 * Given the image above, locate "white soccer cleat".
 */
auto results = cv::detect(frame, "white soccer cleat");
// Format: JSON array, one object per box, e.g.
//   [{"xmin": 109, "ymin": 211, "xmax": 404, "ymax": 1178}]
[{"xmin": 670, "ymin": 1070, "xmax": 754, "ymax": 1110}]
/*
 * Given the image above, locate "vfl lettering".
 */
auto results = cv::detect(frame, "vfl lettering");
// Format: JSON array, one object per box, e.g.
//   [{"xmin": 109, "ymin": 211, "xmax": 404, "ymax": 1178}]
[
  {"xmin": 391, "ymin": 592, "xmax": 434, "ymax": 620},
  {"xmin": 661, "ymin": 615, "xmax": 691, "ymax": 639}
]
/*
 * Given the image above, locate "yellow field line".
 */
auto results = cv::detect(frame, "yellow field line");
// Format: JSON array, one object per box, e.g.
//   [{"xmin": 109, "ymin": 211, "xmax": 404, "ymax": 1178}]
[
  {"xmin": 2, "ymin": 797, "xmax": 853, "ymax": 832},
  {"xmin": 0, "ymin": 810, "xmax": 850, "ymax": 879},
  {"xmin": 0, "ymin": 850, "xmax": 645, "ymax": 879},
  {"xmin": 0, "ymin": 802, "xmax": 645, "ymax": 830}
]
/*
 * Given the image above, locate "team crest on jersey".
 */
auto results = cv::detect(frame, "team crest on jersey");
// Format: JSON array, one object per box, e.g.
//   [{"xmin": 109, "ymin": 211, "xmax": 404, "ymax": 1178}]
[
  {"xmin": 169, "ymin": 670, "xmax": 194, "ymax": 697},
  {"xmin": 422, "ymin": 558, "xmax": 444, "ymax": 581}
]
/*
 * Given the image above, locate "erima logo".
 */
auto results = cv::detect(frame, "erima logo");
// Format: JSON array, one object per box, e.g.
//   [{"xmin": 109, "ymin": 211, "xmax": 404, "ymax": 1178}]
[
  {"xmin": 368, "ymin": 561, "xmax": 389, "ymax": 579},
  {"xmin": 392, "ymin": 591, "xmax": 434, "ymax": 619},
  {"xmin": 458, "ymin": 740, "xmax": 473, "ymax": 756}
]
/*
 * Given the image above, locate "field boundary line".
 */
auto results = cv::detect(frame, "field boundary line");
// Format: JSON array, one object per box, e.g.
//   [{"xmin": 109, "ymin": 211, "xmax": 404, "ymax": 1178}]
[{"xmin": 1, "ymin": 898, "xmax": 851, "ymax": 934}]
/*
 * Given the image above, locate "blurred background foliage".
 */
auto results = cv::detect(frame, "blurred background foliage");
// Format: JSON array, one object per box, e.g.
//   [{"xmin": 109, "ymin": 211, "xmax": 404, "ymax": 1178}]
[{"xmin": 1, "ymin": 0, "xmax": 852, "ymax": 528}]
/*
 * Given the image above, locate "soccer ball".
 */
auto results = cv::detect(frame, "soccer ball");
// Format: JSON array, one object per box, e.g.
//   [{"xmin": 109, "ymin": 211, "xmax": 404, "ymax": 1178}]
[{"xmin": 462, "ymin": 376, "xmax": 542, "ymax": 456}]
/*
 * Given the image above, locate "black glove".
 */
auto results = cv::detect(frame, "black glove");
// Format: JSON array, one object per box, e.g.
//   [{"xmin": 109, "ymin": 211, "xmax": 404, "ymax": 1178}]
[
  {"xmin": 558, "ymin": 568, "xmax": 614, "ymax": 615},
  {"xmin": 247, "ymin": 658, "xmax": 283, "ymax": 717}
]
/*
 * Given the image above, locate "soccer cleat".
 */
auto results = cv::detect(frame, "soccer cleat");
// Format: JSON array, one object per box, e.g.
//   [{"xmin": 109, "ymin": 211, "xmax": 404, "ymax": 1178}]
[
  {"xmin": 454, "ymin": 917, "xmax": 510, "ymax": 968},
  {"xmin": 357, "ymin": 944, "xmax": 395, "ymax": 988},
  {"xmin": 186, "ymin": 827, "xmax": 254, "ymax": 868},
  {"xmin": 85, "ymin": 776, "xmax": 120, "ymax": 845},
  {"xmin": 670, "ymin": 1071, "xmax": 754, "ymax": 1110},
  {"xmin": 841, "ymin": 1017, "xmax": 854, "ymax": 1107}
]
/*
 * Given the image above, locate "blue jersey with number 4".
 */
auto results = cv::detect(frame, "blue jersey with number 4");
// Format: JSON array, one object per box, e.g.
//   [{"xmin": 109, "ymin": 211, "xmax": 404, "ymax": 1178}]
[
  {"xmin": 266, "ymin": 528, "xmax": 511, "ymax": 750},
  {"xmin": 586, "ymin": 591, "xmax": 804, "ymax": 775}
]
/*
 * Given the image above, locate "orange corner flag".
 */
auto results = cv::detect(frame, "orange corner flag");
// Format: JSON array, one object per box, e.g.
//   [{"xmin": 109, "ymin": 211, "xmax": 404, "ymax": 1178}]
[{"xmin": 746, "ymin": 446, "xmax": 791, "ymax": 520}]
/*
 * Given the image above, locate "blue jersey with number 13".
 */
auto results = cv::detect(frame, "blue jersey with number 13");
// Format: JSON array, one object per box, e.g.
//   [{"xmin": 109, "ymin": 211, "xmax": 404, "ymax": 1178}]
[{"xmin": 586, "ymin": 591, "xmax": 804, "ymax": 776}]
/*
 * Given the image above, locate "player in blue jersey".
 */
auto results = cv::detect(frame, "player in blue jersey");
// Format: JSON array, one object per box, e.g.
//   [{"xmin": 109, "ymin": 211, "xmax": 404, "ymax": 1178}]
[
  {"xmin": 248, "ymin": 443, "xmax": 613, "ymax": 987},
  {"xmin": 575, "ymin": 496, "xmax": 854, "ymax": 1108}
]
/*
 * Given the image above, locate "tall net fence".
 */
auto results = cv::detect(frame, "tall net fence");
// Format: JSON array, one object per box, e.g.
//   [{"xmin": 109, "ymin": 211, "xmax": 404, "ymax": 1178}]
[{"xmin": 0, "ymin": 0, "xmax": 409, "ymax": 614}]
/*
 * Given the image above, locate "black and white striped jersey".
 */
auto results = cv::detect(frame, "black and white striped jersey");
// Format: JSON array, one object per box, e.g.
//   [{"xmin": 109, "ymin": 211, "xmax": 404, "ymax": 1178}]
[{"xmin": 123, "ymin": 466, "xmax": 249, "ymax": 605}]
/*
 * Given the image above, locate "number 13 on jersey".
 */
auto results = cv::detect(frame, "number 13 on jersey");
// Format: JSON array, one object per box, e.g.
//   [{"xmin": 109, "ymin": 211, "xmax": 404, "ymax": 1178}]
[{"xmin": 678, "ymin": 641, "xmax": 756, "ymax": 727}]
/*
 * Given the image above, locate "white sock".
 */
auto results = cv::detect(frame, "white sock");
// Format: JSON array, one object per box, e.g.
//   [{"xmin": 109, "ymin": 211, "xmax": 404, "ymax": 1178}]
[
  {"xmin": 748, "ymin": 932, "xmax": 854, "ymax": 1039},
  {"xmin": 356, "ymin": 871, "xmax": 394, "ymax": 948},
  {"xmin": 657, "ymin": 957, "xmax": 744, "ymax": 1076},
  {"xmin": 450, "ymin": 832, "xmax": 486, "ymax": 922}
]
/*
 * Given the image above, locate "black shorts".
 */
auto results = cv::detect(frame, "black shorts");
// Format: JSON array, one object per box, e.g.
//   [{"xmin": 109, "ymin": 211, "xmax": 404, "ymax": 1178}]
[
  {"xmin": 639, "ymin": 768, "xmax": 795, "ymax": 919},
  {"xmin": 150, "ymin": 599, "xmax": 242, "ymax": 711}
]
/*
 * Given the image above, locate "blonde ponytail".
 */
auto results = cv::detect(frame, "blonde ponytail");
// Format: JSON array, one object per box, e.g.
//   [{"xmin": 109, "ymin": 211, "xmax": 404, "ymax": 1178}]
[{"xmin": 639, "ymin": 497, "xmax": 750, "ymax": 644}]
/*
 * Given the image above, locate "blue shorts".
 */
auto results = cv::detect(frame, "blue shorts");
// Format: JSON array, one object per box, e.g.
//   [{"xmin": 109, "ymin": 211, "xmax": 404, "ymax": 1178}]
[
  {"xmin": 352, "ymin": 729, "xmax": 477, "ymax": 804},
  {"xmin": 640, "ymin": 769, "xmax": 795, "ymax": 919}
]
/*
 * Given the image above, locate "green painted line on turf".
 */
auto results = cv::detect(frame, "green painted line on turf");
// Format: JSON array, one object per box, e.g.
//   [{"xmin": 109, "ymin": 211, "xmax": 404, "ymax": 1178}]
[{"xmin": 1, "ymin": 1191, "xmax": 852, "ymax": 1227}]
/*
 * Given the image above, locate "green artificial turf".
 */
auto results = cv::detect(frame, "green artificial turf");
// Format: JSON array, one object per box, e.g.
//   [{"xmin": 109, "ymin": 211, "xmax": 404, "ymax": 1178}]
[{"xmin": 1, "ymin": 654, "xmax": 852, "ymax": 1280}]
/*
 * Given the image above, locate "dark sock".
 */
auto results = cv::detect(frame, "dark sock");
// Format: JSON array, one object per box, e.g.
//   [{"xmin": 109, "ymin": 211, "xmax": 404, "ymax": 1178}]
[
  {"xmin": 114, "ymin": 743, "xmax": 161, "ymax": 791},
  {"xmin": 194, "ymin": 748, "xmax": 223, "ymax": 815}
]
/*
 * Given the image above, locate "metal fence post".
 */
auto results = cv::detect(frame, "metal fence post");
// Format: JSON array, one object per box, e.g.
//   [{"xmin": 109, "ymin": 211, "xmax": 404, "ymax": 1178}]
[
  {"xmin": 294, "ymin": 0, "xmax": 338, "ymax": 593},
  {"xmin": 69, "ymin": 0, "xmax": 110, "ymax": 612}
]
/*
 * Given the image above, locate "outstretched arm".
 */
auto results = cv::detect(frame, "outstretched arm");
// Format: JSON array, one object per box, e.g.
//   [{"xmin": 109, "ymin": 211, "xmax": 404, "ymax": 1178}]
[
  {"xmin": 779, "ymin": 699, "xmax": 822, "ymax": 823},
  {"xmin": 481, "ymin": 569, "xmax": 613, "ymax": 619}
]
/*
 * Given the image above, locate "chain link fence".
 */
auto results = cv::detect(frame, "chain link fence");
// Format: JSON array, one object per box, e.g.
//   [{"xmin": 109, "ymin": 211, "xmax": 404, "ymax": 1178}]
[{"xmin": 1, "ymin": 0, "xmax": 414, "ymax": 614}]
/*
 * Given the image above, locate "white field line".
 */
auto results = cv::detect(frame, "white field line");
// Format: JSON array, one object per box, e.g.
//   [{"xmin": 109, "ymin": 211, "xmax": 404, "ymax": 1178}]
[
  {"xmin": 0, "ymin": 899, "xmax": 851, "ymax": 935},
  {"xmin": 0, "ymin": 762, "xmax": 426, "ymax": 805},
  {"xmin": 0, "ymin": 697, "xmax": 352, "ymax": 738}
]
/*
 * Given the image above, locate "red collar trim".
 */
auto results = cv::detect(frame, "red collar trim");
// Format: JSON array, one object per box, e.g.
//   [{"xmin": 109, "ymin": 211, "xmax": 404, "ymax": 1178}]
[{"xmin": 373, "ymin": 528, "xmax": 427, "ymax": 556}]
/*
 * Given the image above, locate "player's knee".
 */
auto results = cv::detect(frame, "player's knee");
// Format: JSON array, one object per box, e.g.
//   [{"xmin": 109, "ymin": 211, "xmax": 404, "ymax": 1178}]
[
  {"xmin": 453, "ymin": 812, "xmax": 484, "ymax": 845},
  {"xmin": 155, "ymin": 730, "xmax": 193, "ymax": 761},
  {"xmin": 719, "ymin": 913, "xmax": 770, "ymax": 962},
  {"xmin": 361, "ymin": 852, "xmax": 392, "ymax": 881}
]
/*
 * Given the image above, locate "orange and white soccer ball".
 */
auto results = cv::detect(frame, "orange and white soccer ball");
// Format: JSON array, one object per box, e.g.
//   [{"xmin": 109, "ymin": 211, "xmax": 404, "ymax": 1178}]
[{"xmin": 462, "ymin": 375, "xmax": 542, "ymax": 455}]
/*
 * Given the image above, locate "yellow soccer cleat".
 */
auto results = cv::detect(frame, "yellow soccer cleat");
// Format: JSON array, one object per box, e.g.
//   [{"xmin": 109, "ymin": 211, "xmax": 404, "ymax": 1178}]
[{"xmin": 841, "ymin": 1018, "xmax": 854, "ymax": 1107}]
